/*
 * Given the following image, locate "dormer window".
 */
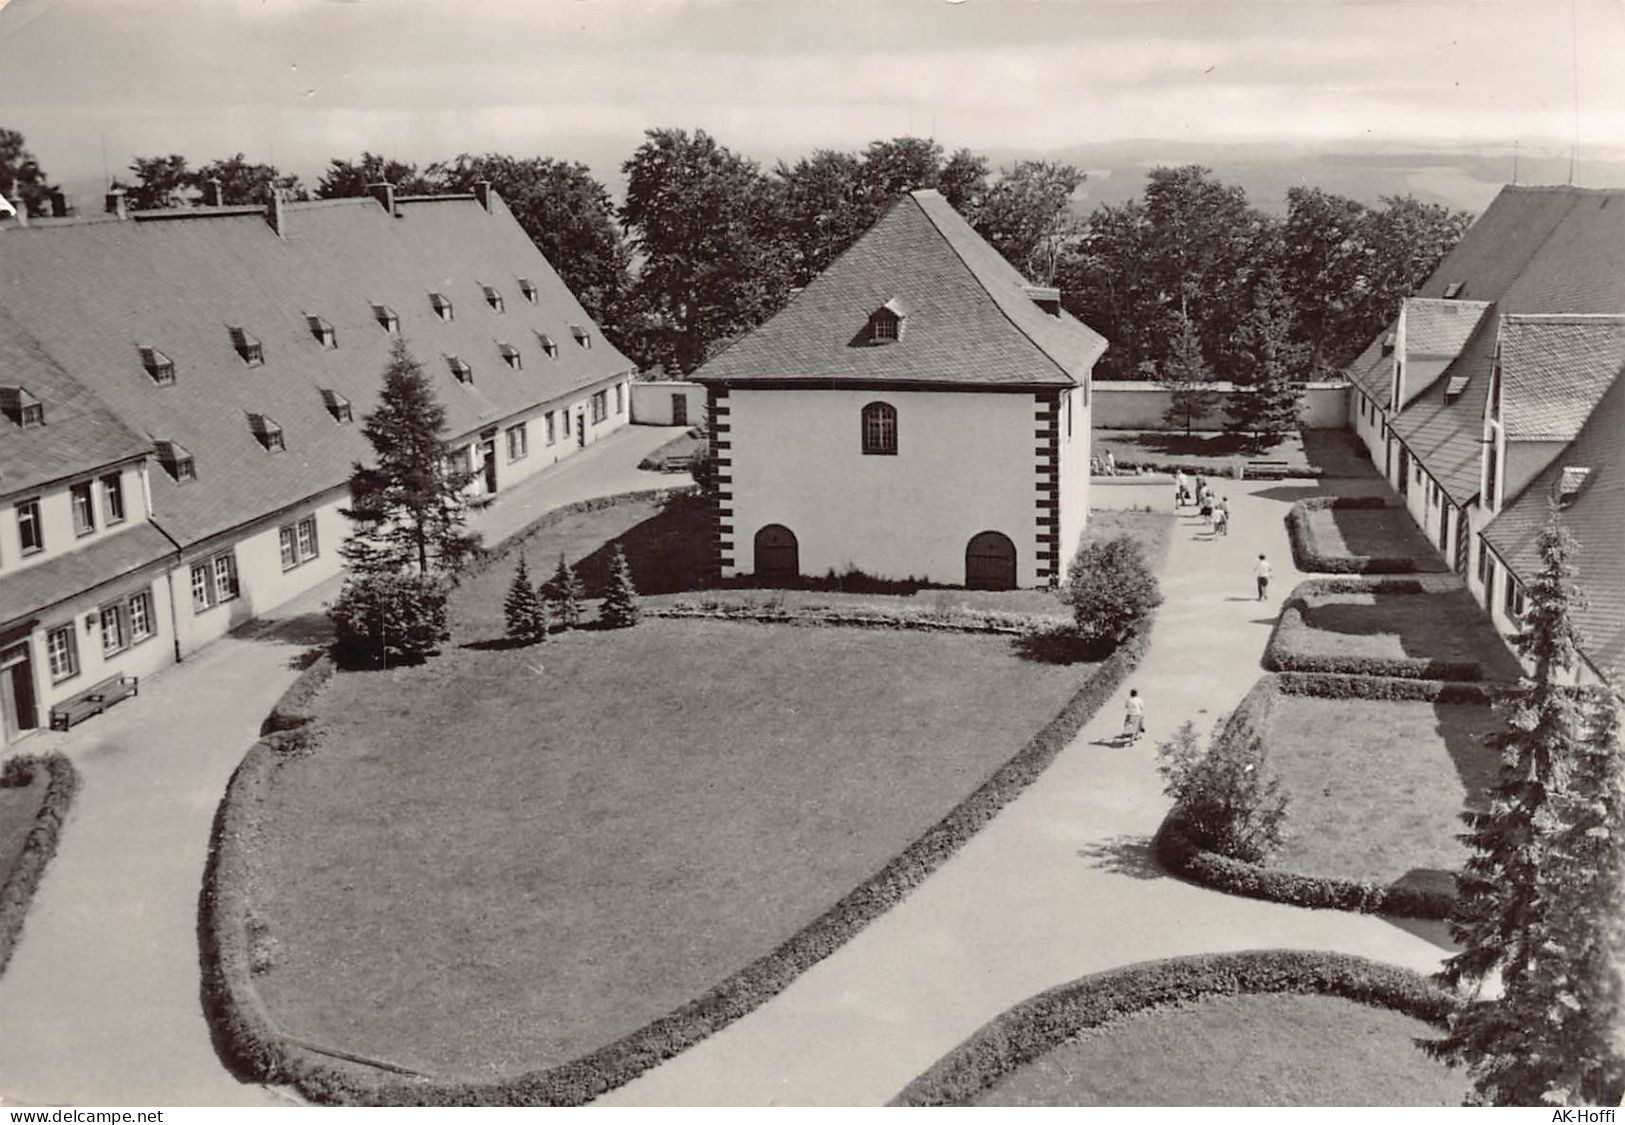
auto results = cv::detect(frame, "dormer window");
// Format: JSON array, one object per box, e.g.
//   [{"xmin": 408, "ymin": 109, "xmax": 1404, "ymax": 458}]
[
  {"xmin": 140, "ymin": 346, "xmax": 175, "ymax": 385},
  {"xmin": 1, "ymin": 385, "xmax": 44, "ymax": 428},
  {"xmin": 537, "ymin": 332, "xmax": 559, "ymax": 358},
  {"xmin": 1557, "ymin": 466, "xmax": 1592, "ymax": 508},
  {"xmin": 229, "ymin": 327, "xmax": 263, "ymax": 366},
  {"xmin": 571, "ymin": 325, "xmax": 590, "ymax": 349},
  {"xmin": 430, "ymin": 292, "xmax": 454, "ymax": 321},
  {"xmin": 867, "ymin": 298, "xmax": 908, "ymax": 344},
  {"xmin": 155, "ymin": 440, "xmax": 196, "ymax": 483},
  {"xmin": 447, "ymin": 356, "xmax": 473, "ymax": 384},
  {"xmin": 247, "ymin": 413, "xmax": 285, "ymax": 453},
  {"xmin": 1023, "ymin": 284, "xmax": 1062, "ymax": 317},
  {"xmin": 1443, "ymin": 375, "xmax": 1469, "ymax": 402},
  {"xmin": 1443, "ymin": 281, "xmax": 1465, "ymax": 299},
  {"xmin": 518, "ymin": 278, "xmax": 538, "ymax": 304},
  {"xmin": 1380, "ymin": 333, "xmax": 1395, "ymax": 356},
  {"xmin": 483, "ymin": 285, "xmax": 505, "ymax": 313},
  {"xmin": 306, "ymin": 315, "xmax": 337, "ymax": 349},
  {"xmin": 499, "ymin": 342, "xmax": 522, "ymax": 370},
  {"xmin": 320, "ymin": 388, "xmax": 353, "ymax": 423},
  {"xmin": 372, "ymin": 304, "xmax": 399, "ymax": 334}
]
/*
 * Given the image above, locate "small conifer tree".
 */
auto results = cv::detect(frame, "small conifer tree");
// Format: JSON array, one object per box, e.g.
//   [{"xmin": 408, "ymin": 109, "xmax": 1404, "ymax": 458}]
[
  {"xmin": 504, "ymin": 553, "xmax": 548, "ymax": 643},
  {"xmin": 599, "ymin": 544, "xmax": 641, "ymax": 628},
  {"xmin": 546, "ymin": 553, "xmax": 583, "ymax": 630}
]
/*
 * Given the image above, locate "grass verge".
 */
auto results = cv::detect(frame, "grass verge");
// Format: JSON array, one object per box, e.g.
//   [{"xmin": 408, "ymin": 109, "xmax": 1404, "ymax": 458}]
[
  {"xmin": 0, "ymin": 753, "xmax": 80, "ymax": 978},
  {"xmin": 1285, "ymin": 496, "xmax": 1450, "ymax": 574},
  {"xmin": 891, "ymin": 949, "xmax": 1460, "ymax": 1105}
]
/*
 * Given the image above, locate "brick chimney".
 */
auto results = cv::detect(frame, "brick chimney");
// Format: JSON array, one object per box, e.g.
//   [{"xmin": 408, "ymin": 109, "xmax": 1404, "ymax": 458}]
[
  {"xmin": 473, "ymin": 180, "xmax": 493, "ymax": 213},
  {"xmin": 368, "ymin": 181, "xmax": 396, "ymax": 216},
  {"xmin": 104, "ymin": 189, "xmax": 128, "ymax": 220},
  {"xmin": 204, "ymin": 178, "xmax": 224, "ymax": 207},
  {"xmin": 49, "ymin": 189, "xmax": 69, "ymax": 218},
  {"xmin": 265, "ymin": 189, "xmax": 287, "ymax": 238}
]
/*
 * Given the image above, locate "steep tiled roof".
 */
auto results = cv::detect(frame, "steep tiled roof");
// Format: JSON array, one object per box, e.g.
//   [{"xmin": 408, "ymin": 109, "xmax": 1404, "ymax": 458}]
[
  {"xmin": 0, "ymin": 306, "xmax": 149, "ymax": 500},
  {"xmin": 0, "ymin": 193, "xmax": 633, "ymax": 547},
  {"xmin": 1406, "ymin": 297, "xmax": 1491, "ymax": 358},
  {"xmin": 695, "ymin": 189, "xmax": 1106, "ymax": 389},
  {"xmin": 1388, "ymin": 187, "xmax": 1625, "ymax": 506},
  {"xmin": 1498, "ymin": 314, "xmax": 1625, "ymax": 441},
  {"xmin": 0, "ymin": 522, "xmax": 176, "ymax": 628},
  {"xmin": 1483, "ymin": 369, "xmax": 1625, "ymax": 677},
  {"xmin": 1345, "ymin": 186, "xmax": 1614, "ymax": 406}
]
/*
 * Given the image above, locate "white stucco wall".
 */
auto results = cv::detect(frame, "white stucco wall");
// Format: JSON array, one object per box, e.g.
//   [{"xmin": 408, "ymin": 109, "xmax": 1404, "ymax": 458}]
[
  {"xmin": 631, "ymin": 380, "xmax": 705, "ymax": 427},
  {"xmin": 27, "ymin": 569, "xmax": 177, "ymax": 719},
  {"xmin": 1056, "ymin": 383, "xmax": 1092, "ymax": 571},
  {"xmin": 723, "ymin": 387, "xmax": 1071, "ymax": 588},
  {"xmin": 0, "ymin": 460, "xmax": 151, "ymax": 577},
  {"xmin": 1349, "ymin": 387, "xmax": 1386, "ymax": 466}
]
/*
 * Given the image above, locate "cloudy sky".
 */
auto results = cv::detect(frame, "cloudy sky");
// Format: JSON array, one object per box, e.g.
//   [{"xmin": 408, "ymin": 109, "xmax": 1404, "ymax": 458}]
[{"xmin": 2, "ymin": 0, "xmax": 1623, "ymax": 192}]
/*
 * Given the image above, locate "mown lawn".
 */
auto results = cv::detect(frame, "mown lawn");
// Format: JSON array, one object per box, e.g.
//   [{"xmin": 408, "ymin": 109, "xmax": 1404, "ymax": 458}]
[
  {"xmin": 250, "ymin": 619, "xmax": 1095, "ymax": 1078},
  {"xmin": 465, "ymin": 493, "xmax": 1173, "ymax": 632},
  {"xmin": 973, "ymin": 993, "xmax": 1467, "ymax": 1106},
  {"xmin": 1282, "ymin": 586, "xmax": 1524, "ymax": 680},
  {"xmin": 1263, "ymin": 692, "xmax": 1501, "ymax": 888},
  {"xmin": 1306, "ymin": 505, "xmax": 1443, "ymax": 568}
]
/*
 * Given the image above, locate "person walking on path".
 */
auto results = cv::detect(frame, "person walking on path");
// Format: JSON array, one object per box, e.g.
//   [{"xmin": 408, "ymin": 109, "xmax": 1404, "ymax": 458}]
[
  {"xmin": 1254, "ymin": 553, "xmax": 1273, "ymax": 601},
  {"xmin": 1174, "ymin": 469, "xmax": 1189, "ymax": 508},
  {"xmin": 1122, "ymin": 688, "xmax": 1146, "ymax": 745},
  {"xmin": 1104, "ymin": 450, "xmax": 1117, "ymax": 477},
  {"xmin": 1214, "ymin": 496, "xmax": 1230, "ymax": 537}
]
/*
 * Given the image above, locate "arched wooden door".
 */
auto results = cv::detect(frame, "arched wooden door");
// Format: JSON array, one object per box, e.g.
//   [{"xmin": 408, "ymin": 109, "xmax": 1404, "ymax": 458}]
[
  {"xmin": 754, "ymin": 524, "xmax": 799, "ymax": 581},
  {"xmin": 965, "ymin": 531, "xmax": 1017, "ymax": 590}
]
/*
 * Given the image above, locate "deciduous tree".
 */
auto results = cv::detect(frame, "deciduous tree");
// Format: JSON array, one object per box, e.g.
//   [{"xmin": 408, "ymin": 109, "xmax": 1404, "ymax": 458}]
[
  {"xmin": 973, "ymin": 160, "xmax": 1084, "ymax": 283},
  {"xmin": 315, "ymin": 152, "xmax": 439, "ymax": 198},
  {"xmin": 193, "ymin": 153, "xmax": 304, "ymax": 204},
  {"xmin": 118, "ymin": 154, "xmax": 193, "ymax": 210},
  {"xmin": 0, "ymin": 128, "xmax": 56, "ymax": 216}
]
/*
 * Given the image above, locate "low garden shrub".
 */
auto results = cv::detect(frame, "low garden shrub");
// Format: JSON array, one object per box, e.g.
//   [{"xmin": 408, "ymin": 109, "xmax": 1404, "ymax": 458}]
[
  {"xmin": 1060, "ymin": 534, "xmax": 1162, "ymax": 646},
  {"xmin": 0, "ymin": 753, "xmax": 80, "ymax": 978},
  {"xmin": 890, "ymin": 949, "xmax": 1458, "ymax": 1106},
  {"xmin": 329, "ymin": 572, "xmax": 450, "ymax": 668},
  {"xmin": 1155, "ymin": 712, "xmax": 1288, "ymax": 865},
  {"xmin": 203, "ymin": 606, "xmax": 1159, "ymax": 1105}
]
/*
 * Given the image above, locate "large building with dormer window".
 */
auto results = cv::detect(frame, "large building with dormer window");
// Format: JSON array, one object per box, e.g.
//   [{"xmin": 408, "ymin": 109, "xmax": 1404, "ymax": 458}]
[
  {"xmin": 0, "ymin": 183, "xmax": 634, "ymax": 744},
  {"xmin": 1344, "ymin": 185, "xmax": 1625, "ymax": 684},
  {"xmin": 692, "ymin": 189, "xmax": 1106, "ymax": 589}
]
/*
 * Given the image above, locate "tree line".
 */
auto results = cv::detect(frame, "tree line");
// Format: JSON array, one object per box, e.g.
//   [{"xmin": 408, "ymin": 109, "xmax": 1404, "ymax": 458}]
[{"xmin": 2, "ymin": 126, "xmax": 1469, "ymax": 390}]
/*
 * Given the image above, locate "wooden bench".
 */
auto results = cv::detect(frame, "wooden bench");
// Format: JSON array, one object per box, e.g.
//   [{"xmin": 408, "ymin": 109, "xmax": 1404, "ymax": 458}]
[
  {"xmin": 49, "ymin": 673, "xmax": 139, "ymax": 732},
  {"xmin": 1244, "ymin": 459, "xmax": 1291, "ymax": 480}
]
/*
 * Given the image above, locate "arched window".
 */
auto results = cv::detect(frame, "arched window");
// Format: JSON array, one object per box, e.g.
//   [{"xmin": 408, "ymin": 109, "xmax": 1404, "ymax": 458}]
[{"xmin": 861, "ymin": 401, "xmax": 897, "ymax": 456}]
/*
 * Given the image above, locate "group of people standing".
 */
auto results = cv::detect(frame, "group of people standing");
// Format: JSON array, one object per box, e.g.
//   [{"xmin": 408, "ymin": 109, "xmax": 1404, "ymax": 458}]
[{"xmin": 1173, "ymin": 470, "xmax": 1229, "ymax": 535}]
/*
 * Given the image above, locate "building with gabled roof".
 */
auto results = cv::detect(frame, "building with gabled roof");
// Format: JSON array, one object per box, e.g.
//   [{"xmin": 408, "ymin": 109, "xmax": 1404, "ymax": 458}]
[
  {"xmin": 693, "ymin": 189, "xmax": 1106, "ymax": 588},
  {"xmin": 0, "ymin": 184, "xmax": 636, "ymax": 743},
  {"xmin": 1343, "ymin": 184, "xmax": 1625, "ymax": 684}
]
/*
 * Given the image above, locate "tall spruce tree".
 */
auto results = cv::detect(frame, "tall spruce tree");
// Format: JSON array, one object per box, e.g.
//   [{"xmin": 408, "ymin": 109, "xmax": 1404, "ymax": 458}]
[
  {"xmin": 1227, "ymin": 269, "xmax": 1307, "ymax": 448},
  {"xmin": 341, "ymin": 338, "xmax": 480, "ymax": 576},
  {"xmin": 1159, "ymin": 314, "xmax": 1219, "ymax": 434},
  {"xmin": 1428, "ymin": 514, "xmax": 1624, "ymax": 1105}
]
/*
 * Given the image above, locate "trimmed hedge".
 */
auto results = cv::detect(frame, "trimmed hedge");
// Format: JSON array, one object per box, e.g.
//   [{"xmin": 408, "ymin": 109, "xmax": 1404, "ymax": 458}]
[
  {"xmin": 203, "ymin": 604, "xmax": 1158, "ymax": 1105},
  {"xmin": 259, "ymin": 654, "xmax": 337, "ymax": 736},
  {"xmin": 1264, "ymin": 597, "xmax": 1485, "ymax": 682},
  {"xmin": 0, "ymin": 753, "xmax": 80, "ymax": 978},
  {"xmin": 889, "ymin": 949, "xmax": 1458, "ymax": 1106},
  {"xmin": 1285, "ymin": 495, "xmax": 1449, "ymax": 575},
  {"xmin": 1152, "ymin": 672, "xmax": 1498, "ymax": 919}
]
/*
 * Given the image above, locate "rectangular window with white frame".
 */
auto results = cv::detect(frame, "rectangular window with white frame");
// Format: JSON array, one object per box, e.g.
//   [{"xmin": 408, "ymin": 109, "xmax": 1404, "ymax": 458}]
[
  {"xmin": 102, "ymin": 472, "xmax": 126, "ymax": 525},
  {"xmin": 545, "ymin": 411, "xmax": 556, "ymax": 445},
  {"xmin": 46, "ymin": 624, "xmax": 78, "ymax": 682},
  {"xmin": 506, "ymin": 422, "xmax": 528, "ymax": 461},
  {"xmin": 128, "ymin": 589, "xmax": 154, "ymax": 643},
  {"xmin": 100, "ymin": 602, "xmax": 127, "ymax": 656},
  {"xmin": 591, "ymin": 390, "xmax": 608, "ymax": 424},
  {"xmin": 191, "ymin": 550, "xmax": 240, "ymax": 611},
  {"xmin": 278, "ymin": 517, "xmax": 319, "ymax": 571},
  {"xmin": 71, "ymin": 481, "xmax": 96, "ymax": 536},
  {"xmin": 614, "ymin": 382, "xmax": 625, "ymax": 415},
  {"xmin": 16, "ymin": 498, "xmax": 43, "ymax": 555}
]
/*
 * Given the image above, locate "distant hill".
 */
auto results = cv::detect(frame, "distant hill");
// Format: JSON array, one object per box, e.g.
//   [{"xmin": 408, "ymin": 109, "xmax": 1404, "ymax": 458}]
[{"xmin": 983, "ymin": 139, "xmax": 1625, "ymax": 218}]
